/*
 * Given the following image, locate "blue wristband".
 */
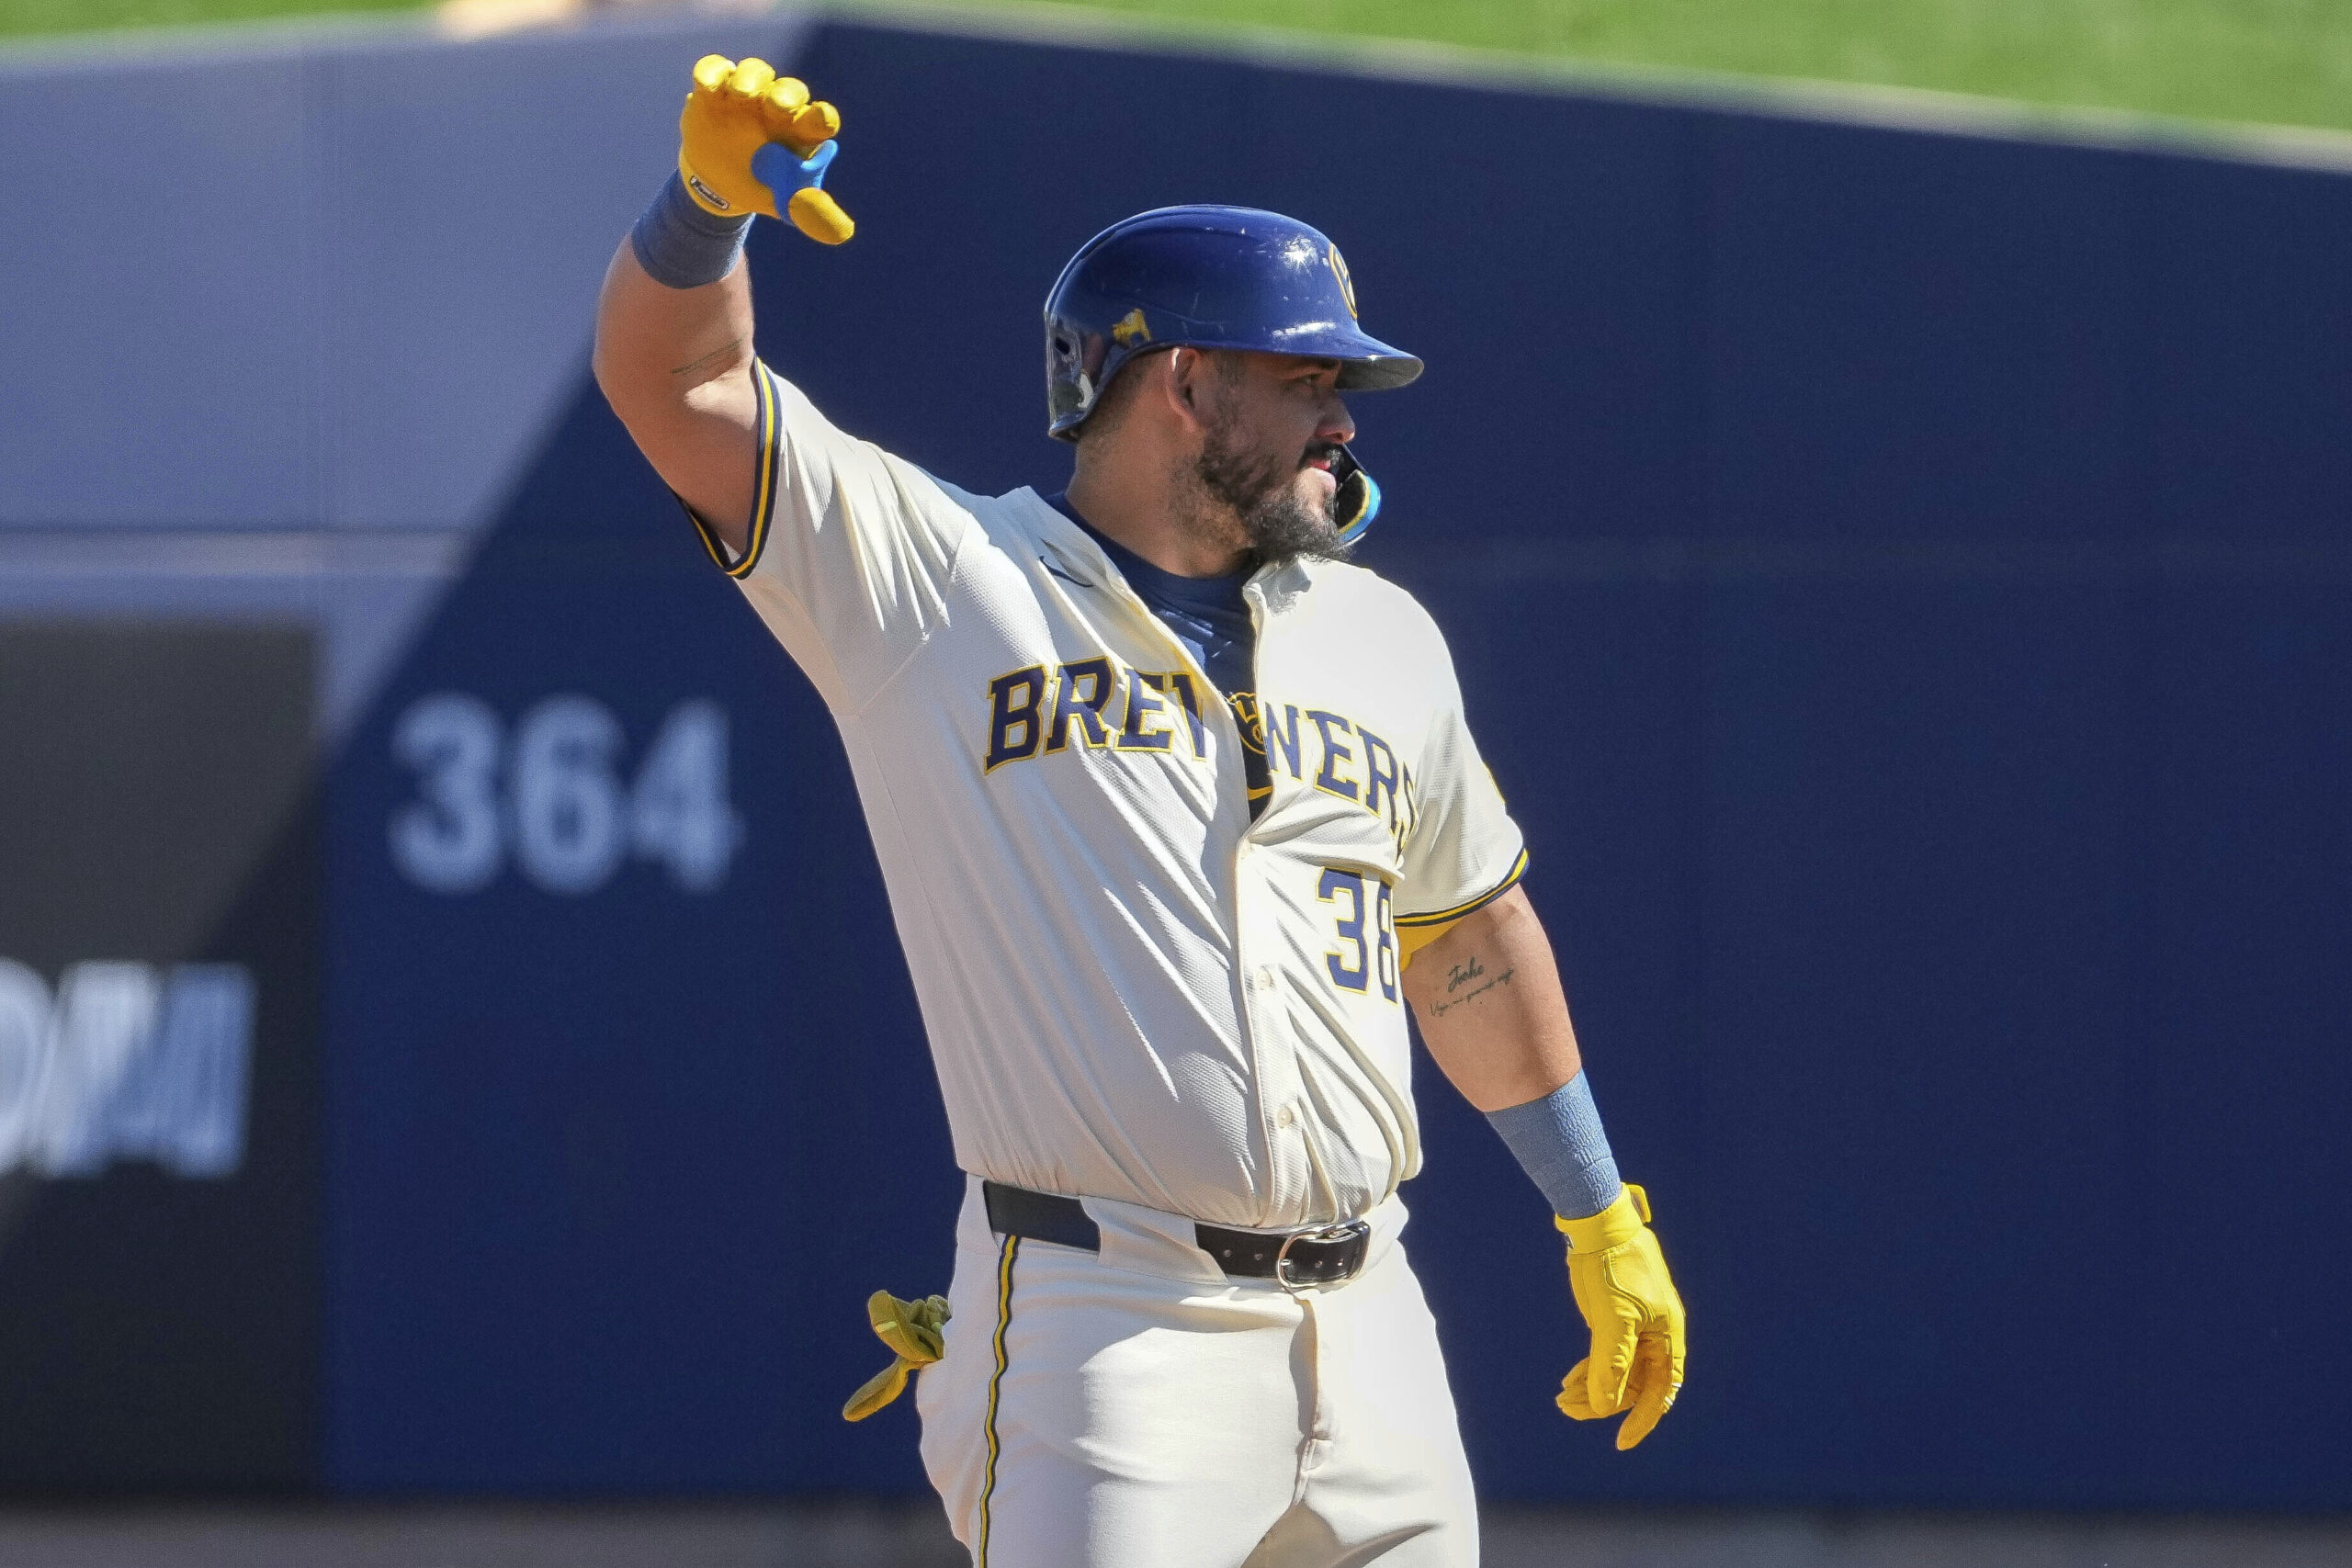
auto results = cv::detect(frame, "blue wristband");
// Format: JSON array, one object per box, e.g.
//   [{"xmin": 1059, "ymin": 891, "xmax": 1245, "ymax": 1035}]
[
  {"xmin": 630, "ymin": 170, "xmax": 753, "ymax": 290},
  {"xmin": 1485, "ymin": 1071, "xmax": 1623, "ymax": 1221}
]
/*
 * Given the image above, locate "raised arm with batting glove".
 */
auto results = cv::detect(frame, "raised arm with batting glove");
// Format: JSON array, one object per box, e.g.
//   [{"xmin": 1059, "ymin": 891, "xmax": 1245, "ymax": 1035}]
[{"xmin": 594, "ymin": 56, "xmax": 853, "ymax": 548}]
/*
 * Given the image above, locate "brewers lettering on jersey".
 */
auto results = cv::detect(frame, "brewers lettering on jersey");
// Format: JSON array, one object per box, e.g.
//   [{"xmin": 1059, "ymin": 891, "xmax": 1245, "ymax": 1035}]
[{"xmin": 596, "ymin": 54, "xmax": 1688, "ymax": 1568}]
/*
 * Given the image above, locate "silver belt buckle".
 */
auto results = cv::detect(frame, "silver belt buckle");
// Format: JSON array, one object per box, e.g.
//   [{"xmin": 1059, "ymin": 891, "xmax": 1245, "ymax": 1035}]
[{"xmin": 1272, "ymin": 1218, "xmax": 1373, "ymax": 1294}]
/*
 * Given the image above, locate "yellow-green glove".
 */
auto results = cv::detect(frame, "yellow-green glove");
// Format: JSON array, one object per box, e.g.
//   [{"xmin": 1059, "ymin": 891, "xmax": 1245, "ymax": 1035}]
[
  {"xmin": 1555, "ymin": 1182, "xmax": 1687, "ymax": 1450},
  {"xmin": 677, "ymin": 54, "xmax": 854, "ymax": 245},
  {"xmin": 842, "ymin": 1290, "xmax": 951, "ymax": 1421}
]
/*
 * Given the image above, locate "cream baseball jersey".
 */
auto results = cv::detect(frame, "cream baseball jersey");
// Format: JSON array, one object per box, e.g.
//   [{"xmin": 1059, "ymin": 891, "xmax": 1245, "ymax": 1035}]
[{"xmin": 699, "ymin": 364, "xmax": 1527, "ymax": 1229}]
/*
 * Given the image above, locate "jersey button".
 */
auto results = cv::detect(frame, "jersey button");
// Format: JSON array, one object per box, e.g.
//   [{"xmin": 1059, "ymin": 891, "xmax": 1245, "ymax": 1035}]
[
  {"xmin": 1254, "ymin": 967, "xmax": 1276, "ymax": 992},
  {"xmin": 1274, "ymin": 1105, "xmax": 1297, "ymax": 1129}
]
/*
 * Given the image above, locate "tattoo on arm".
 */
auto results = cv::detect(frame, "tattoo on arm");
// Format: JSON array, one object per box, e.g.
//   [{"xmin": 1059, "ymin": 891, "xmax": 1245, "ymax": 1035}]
[
  {"xmin": 1428, "ymin": 964, "xmax": 1515, "ymax": 1017},
  {"xmin": 670, "ymin": 335, "xmax": 748, "ymax": 378}
]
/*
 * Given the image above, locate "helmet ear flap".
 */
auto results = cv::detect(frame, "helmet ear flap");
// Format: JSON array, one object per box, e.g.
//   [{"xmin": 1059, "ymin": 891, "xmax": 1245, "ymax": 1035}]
[
  {"xmin": 1330, "ymin": 445, "xmax": 1382, "ymax": 548},
  {"xmin": 1046, "ymin": 326, "xmax": 1112, "ymax": 438}
]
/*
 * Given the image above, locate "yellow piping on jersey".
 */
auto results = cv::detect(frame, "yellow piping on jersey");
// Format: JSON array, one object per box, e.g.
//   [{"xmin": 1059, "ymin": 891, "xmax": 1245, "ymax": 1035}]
[
  {"xmin": 1394, "ymin": 846, "xmax": 1529, "ymax": 930},
  {"xmin": 976, "ymin": 1235, "xmax": 1019, "ymax": 1564},
  {"xmin": 684, "ymin": 362, "xmax": 782, "ymax": 579},
  {"xmin": 735, "ymin": 361, "xmax": 782, "ymax": 580}
]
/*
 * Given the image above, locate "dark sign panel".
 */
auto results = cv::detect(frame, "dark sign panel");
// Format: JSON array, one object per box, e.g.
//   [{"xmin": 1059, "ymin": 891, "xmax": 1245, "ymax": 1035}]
[{"xmin": 0, "ymin": 624, "xmax": 319, "ymax": 1489}]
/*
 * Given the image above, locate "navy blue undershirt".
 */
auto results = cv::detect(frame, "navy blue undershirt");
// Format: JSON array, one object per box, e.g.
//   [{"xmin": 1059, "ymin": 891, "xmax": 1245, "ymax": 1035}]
[{"xmin": 1045, "ymin": 491, "xmax": 1272, "ymax": 812}]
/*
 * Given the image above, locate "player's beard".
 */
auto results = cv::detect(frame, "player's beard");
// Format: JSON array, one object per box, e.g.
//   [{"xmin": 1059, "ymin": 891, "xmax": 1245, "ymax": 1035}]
[{"xmin": 1190, "ymin": 404, "xmax": 1349, "ymax": 568}]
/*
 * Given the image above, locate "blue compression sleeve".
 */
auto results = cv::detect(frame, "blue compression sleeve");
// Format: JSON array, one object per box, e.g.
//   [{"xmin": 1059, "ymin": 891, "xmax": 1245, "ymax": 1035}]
[
  {"xmin": 1486, "ymin": 1071, "xmax": 1623, "ymax": 1220},
  {"xmin": 629, "ymin": 171, "xmax": 753, "ymax": 290}
]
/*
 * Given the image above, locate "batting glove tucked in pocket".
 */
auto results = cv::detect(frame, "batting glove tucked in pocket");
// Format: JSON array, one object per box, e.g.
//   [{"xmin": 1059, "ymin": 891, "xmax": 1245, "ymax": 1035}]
[{"xmin": 842, "ymin": 1289, "xmax": 951, "ymax": 1421}]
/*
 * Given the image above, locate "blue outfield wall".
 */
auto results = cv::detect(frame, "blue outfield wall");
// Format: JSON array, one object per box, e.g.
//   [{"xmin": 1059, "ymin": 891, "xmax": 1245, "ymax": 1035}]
[{"xmin": 320, "ymin": 17, "xmax": 2352, "ymax": 1507}]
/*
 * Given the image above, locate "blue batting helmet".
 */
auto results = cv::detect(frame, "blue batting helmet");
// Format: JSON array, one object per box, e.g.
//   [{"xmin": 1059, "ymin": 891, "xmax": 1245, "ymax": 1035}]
[{"xmin": 1044, "ymin": 206, "xmax": 1422, "ymax": 545}]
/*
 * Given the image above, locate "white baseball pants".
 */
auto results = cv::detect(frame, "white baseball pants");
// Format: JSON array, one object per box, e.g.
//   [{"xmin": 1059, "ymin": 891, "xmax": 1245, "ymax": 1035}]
[{"xmin": 915, "ymin": 1176, "xmax": 1478, "ymax": 1568}]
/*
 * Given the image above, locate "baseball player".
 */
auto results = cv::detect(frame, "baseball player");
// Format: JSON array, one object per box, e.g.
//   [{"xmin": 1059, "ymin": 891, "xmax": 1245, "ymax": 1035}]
[{"xmin": 594, "ymin": 57, "xmax": 1688, "ymax": 1567}]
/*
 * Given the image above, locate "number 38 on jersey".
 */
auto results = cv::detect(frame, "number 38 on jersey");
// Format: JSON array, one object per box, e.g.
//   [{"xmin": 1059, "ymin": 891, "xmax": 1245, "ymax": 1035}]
[{"xmin": 1318, "ymin": 867, "xmax": 1399, "ymax": 1003}]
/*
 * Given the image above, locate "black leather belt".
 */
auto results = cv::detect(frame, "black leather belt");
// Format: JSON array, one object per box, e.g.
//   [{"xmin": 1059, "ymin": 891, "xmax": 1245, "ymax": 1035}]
[{"xmin": 982, "ymin": 1181, "xmax": 1372, "ymax": 1291}]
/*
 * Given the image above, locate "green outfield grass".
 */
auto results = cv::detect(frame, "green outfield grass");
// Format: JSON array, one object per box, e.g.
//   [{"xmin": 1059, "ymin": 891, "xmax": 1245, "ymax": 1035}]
[
  {"xmin": 5, "ymin": 0, "xmax": 2350, "ymax": 137},
  {"xmin": 0, "ymin": 0, "xmax": 411, "ymax": 39},
  {"xmin": 1031, "ymin": 0, "xmax": 2352, "ymax": 131}
]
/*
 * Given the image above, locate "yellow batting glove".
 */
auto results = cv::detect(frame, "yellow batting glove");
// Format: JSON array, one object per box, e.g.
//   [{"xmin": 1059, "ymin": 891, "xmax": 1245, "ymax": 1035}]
[
  {"xmin": 677, "ymin": 54, "xmax": 855, "ymax": 245},
  {"xmin": 1555, "ymin": 1183, "xmax": 1687, "ymax": 1450},
  {"xmin": 841, "ymin": 1290, "xmax": 950, "ymax": 1421}
]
